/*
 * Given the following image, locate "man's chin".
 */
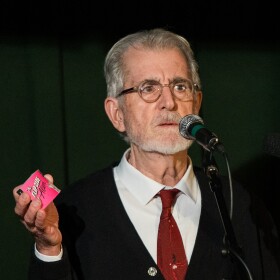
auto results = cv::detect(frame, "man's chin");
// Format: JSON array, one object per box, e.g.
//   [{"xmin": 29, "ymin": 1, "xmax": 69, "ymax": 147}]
[{"xmin": 140, "ymin": 140, "xmax": 193, "ymax": 155}]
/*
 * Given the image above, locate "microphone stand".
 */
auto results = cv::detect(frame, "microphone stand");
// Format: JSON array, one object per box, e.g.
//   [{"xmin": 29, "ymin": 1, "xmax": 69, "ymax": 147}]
[{"xmin": 202, "ymin": 150, "xmax": 254, "ymax": 280}]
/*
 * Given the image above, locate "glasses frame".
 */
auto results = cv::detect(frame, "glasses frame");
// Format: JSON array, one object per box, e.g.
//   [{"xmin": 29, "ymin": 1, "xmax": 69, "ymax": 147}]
[{"xmin": 116, "ymin": 79, "xmax": 199, "ymax": 103}]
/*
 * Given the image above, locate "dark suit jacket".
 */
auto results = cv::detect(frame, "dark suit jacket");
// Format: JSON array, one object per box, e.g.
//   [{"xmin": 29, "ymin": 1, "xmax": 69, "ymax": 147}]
[{"xmin": 28, "ymin": 164, "xmax": 280, "ymax": 280}]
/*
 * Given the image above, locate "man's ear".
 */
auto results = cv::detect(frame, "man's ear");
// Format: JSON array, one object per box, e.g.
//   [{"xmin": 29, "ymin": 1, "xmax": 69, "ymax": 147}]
[
  {"xmin": 104, "ymin": 97, "xmax": 126, "ymax": 132},
  {"xmin": 193, "ymin": 91, "xmax": 203, "ymax": 114}
]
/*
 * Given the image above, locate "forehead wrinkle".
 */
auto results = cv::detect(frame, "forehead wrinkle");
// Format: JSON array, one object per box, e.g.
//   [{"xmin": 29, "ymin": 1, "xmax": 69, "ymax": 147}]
[{"xmin": 123, "ymin": 49, "xmax": 190, "ymax": 85}]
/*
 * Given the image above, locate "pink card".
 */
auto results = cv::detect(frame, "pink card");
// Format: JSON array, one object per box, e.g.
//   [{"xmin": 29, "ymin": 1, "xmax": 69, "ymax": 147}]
[{"xmin": 18, "ymin": 170, "xmax": 61, "ymax": 209}]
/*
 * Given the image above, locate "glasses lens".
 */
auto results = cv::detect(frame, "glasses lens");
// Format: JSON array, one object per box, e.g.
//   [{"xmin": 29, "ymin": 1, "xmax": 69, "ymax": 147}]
[
  {"xmin": 139, "ymin": 81, "xmax": 161, "ymax": 102},
  {"xmin": 173, "ymin": 80, "xmax": 194, "ymax": 101}
]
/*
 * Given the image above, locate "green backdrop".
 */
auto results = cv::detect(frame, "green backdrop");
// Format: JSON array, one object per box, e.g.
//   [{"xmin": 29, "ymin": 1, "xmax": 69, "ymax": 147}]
[{"xmin": 1, "ymin": 34, "xmax": 279, "ymax": 279}]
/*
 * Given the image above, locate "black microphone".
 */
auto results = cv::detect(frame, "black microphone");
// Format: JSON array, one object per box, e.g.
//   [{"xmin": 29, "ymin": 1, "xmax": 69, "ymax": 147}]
[
  {"xmin": 263, "ymin": 133, "xmax": 280, "ymax": 158},
  {"xmin": 179, "ymin": 114, "xmax": 225, "ymax": 153}
]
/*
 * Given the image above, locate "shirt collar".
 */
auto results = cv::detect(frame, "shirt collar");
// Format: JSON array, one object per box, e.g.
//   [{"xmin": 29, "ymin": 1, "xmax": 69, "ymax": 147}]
[{"xmin": 114, "ymin": 149, "xmax": 198, "ymax": 205}]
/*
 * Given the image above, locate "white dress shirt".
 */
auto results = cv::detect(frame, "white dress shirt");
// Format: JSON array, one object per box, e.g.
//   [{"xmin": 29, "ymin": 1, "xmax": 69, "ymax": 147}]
[
  {"xmin": 114, "ymin": 149, "xmax": 201, "ymax": 263},
  {"xmin": 35, "ymin": 149, "xmax": 201, "ymax": 263}
]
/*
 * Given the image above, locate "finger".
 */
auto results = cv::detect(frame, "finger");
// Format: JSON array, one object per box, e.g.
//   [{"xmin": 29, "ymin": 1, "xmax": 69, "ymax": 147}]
[
  {"xmin": 13, "ymin": 185, "xmax": 24, "ymax": 201},
  {"xmin": 22, "ymin": 208, "xmax": 47, "ymax": 234},
  {"xmin": 44, "ymin": 174, "xmax": 54, "ymax": 184},
  {"xmin": 35, "ymin": 209, "xmax": 47, "ymax": 231},
  {"xmin": 14, "ymin": 191, "xmax": 31, "ymax": 216},
  {"xmin": 23, "ymin": 198, "xmax": 42, "ymax": 226}
]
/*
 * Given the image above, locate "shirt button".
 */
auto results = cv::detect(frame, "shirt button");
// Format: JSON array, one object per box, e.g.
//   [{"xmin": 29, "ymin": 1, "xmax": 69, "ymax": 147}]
[{"xmin": 147, "ymin": 267, "xmax": 157, "ymax": 276}]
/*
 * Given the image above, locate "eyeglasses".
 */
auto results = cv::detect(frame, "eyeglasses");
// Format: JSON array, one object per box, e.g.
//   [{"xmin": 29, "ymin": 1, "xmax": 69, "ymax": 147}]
[{"xmin": 116, "ymin": 79, "xmax": 199, "ymax": 103}]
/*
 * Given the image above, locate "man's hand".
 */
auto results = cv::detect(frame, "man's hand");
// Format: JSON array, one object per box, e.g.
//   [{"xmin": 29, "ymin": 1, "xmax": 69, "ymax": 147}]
[{"xmin": 13, "ymin": 174, "xmax": 62, "ymax": 256}]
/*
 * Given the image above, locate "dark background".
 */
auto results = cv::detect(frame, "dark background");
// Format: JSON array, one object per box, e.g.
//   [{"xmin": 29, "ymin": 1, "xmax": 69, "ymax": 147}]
[{"xmin": 1, "ymin": 1, "xmax": 279, "ymax": 279}]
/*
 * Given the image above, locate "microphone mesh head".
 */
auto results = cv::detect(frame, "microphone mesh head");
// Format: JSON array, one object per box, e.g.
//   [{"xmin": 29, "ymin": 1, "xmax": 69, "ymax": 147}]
[
  {"xmin": 263, "ymin": 133, "xmax": 280, "ymax": 158},
  {"xmin": 179, "ymin": 114, "xmax": 204, "ymax": 140}
]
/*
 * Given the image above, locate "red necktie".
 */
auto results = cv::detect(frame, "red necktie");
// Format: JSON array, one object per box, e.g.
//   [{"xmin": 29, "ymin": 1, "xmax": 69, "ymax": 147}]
[{"xmin": 157, "ymin": 189, "xmax": 188, "ymax": 280}]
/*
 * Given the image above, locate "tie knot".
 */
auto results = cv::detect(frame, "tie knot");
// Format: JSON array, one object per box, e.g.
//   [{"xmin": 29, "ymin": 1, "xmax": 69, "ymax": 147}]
[{"xmin": 159, "ymin": 189, "xmax": 180, "ymax": 209}]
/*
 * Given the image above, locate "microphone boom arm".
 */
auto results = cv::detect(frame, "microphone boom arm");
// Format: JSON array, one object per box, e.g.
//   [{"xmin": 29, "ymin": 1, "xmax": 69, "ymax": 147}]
[{"xmin": 203, "ymin": 150, "xmax": 254, "ymax": 280}]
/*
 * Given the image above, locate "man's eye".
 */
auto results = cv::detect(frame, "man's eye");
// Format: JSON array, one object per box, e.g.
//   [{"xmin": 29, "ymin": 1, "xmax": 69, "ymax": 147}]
[
  {"xmin": 175, "ymin": 83, "xmax": 187, "ymax": 91},
  {"xmin": 142, "ymin": 85, "xmax": 156, "ymax": 93}
]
